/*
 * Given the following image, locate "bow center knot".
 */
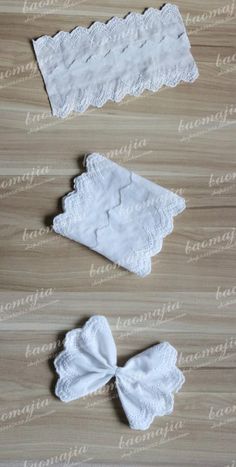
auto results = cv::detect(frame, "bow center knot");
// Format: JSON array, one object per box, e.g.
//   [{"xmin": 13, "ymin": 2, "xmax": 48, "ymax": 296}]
[{"xmin": 113, "ymin": 365, "xmax": 122, "ymax": 377}]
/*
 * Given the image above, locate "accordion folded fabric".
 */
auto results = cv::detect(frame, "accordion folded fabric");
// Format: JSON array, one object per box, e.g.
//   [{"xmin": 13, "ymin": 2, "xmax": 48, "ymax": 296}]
[
  {"xmin": 33, "ymin": 3, "xmax": 199, "ymax": 117},
  {"xmin": 54, "ymin": 315, "xmax": 185, "ymax": 430},
  {"xmin": 53, "ymin": 153, "xmax": 186, "ymax": 277}
]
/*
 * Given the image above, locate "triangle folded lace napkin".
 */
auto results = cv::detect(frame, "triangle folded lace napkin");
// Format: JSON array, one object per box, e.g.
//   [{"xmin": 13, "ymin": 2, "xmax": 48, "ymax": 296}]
[
  {"xmin": 33, "ymin": 3, "xmax": 199, "ymax": 117},
  {"xmin": 53, "ymin": 153, "xmax": 186, "ymax": 277},
  {"xmin": 54, "ymin": 315, "xmax": 185, "ymax": 430}
]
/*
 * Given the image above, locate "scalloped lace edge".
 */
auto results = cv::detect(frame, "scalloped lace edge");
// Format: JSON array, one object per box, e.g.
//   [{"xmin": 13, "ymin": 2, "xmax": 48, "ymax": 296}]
[
  {"xmin": 33, "ymin": 4, "xmax": 184, "ymax": 45},
  {"xmin": 128, "ymin": 197, "xmax": 185, "ymax": 276}
]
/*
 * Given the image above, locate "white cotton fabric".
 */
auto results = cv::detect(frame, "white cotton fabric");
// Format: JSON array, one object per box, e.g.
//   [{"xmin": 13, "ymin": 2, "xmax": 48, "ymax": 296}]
[
  {"xmin": 54, "ymin": 315, "xmax": 185, "ymax": 430},
  {"xmin": 33, "ymin": 3, "xmax": 199, "ymax": 117},
  {"xmin": 53, "ymin": 153, "xmax": 185, "ymax": 277}
]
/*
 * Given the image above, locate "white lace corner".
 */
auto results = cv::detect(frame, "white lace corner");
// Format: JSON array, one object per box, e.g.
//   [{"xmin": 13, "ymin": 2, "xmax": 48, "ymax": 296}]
[
  {"xmin": 53, "ymin": 153, "xmax": 185, "ymax": 277},
  {"xmin": 33, "ymin": 3, "xmax": 199, "ymax": 117},
  {"xmin": 54, "ymin": 315, "xmax": 185, "ymax": 430}
]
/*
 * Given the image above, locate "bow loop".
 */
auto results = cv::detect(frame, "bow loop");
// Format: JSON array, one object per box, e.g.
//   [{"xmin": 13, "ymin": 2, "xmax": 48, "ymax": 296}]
[{"xmin": 54, "ymin": 315, "xmax": 117, "ymax": 402}]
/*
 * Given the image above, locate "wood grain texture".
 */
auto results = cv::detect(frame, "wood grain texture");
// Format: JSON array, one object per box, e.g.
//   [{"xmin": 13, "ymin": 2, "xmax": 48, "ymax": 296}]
[{"xmin": 0, "ymin": 1, "xmax": 236, "ymax": 465}]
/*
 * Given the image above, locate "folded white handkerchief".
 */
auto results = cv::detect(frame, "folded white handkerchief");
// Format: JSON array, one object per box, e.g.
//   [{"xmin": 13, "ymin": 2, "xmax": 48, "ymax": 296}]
[
  {"xmin": 33, "ymin": 3, "xmax": 199, "ymax": 117},
  {"xmin": 54, "ymin": 315, "xmax": 185, "ymax": 430},
  {"xmin": 53, "ymin": 153, "xmax": 185, "ymax": 277}
]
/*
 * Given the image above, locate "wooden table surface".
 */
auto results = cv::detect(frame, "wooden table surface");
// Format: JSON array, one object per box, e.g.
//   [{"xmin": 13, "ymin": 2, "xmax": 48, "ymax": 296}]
[{"xmin": 0, "ymin": 1, "xmax": 236, "ymax": 466}]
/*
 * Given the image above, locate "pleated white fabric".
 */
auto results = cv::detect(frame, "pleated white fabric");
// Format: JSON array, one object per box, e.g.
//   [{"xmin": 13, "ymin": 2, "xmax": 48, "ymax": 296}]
[
  {"xmin": 53, "ymin": 153, "xmax": 186, "ymax": 277},
  {"xmin": 33, "ymin": 3, "xmax": 199, "ymax": 117}
]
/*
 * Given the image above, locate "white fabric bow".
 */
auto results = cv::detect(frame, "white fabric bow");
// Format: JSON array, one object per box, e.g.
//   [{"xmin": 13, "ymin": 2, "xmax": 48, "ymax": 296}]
[
  {"xmin": 54, "ymin": 316, "xmax": 185, "ymax": 430},
  {"xmin": 53, "ymin": 153, "xmax": 186, "ymax": 277}
]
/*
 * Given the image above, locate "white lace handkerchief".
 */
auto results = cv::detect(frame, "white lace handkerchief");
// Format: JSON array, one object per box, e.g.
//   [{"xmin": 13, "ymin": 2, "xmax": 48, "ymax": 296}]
[
  {"xmin": 54, "ymin": 315, "xmax": 185, "ymax": 430},
  {"xmin": 33, "ymin": 3, "xmax": 199, "ymax": 117},
  {"xmin": 53, "ymin": 153, "xmax": 185, "ymax": 277}
]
